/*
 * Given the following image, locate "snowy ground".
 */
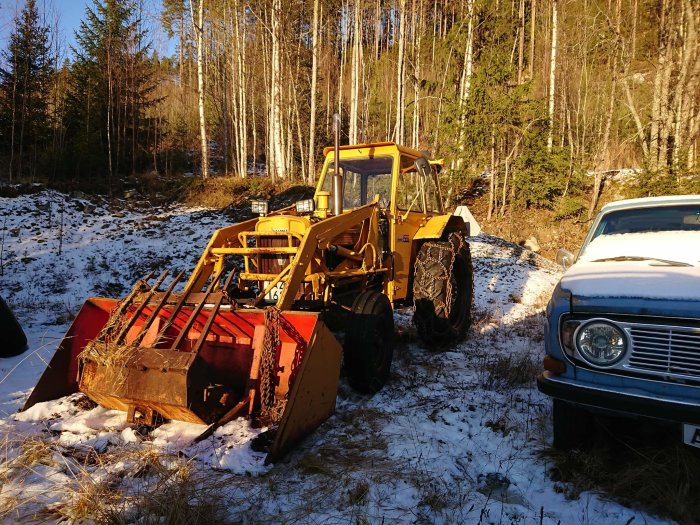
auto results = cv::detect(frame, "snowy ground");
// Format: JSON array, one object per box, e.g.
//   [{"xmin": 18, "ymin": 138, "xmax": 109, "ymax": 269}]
[{"xmin": 0, "ymin": 189, "xmax": 670, "ymax": 523}]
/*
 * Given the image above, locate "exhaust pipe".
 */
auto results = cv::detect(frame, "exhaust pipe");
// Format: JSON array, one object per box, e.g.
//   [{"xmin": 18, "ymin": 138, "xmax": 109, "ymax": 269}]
[{"xmin": 332, "ymin": 113, "xmax": 343, "ymax": 216}]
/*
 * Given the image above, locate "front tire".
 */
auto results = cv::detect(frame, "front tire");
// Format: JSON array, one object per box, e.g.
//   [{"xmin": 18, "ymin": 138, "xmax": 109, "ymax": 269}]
[
  {"xmin": 413, "ymin": 233, "xmax": 473, "ymax": 349},
  {"xmin": 344, "ymin": 291, "xmax": 394, "ymax": 394}
]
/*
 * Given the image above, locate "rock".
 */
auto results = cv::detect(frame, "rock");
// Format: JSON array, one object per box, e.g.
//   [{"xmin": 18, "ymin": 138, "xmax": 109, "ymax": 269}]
[
  {"xmin": 72, "ymin": 190, "xmax": 89, "ymax": 200},
  {"xmin": 522, "ymin": 235, "xmax": 540, "ymax": 253}
]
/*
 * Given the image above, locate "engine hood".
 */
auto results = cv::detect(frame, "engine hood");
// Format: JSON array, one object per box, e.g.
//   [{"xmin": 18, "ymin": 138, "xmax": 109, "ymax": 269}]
[
  {"xmin": 560, "ymin": 261, "xmax": 700, "ymax": 318},
  {"xmin": 561, "ymin": 261, "xmax": 700, "ymax": 300}
]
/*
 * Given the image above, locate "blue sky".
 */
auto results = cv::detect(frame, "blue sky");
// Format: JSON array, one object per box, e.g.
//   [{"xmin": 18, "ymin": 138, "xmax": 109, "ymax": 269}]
[{"xmin": 0, "ymin": 0, "xmax": 171, "ymax": 62}]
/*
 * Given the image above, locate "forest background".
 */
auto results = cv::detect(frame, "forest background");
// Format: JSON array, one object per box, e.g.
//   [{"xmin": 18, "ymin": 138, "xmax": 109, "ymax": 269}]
[{"xmin": 0, "ymin": 0, "xmax": 698, "ymax": 241}]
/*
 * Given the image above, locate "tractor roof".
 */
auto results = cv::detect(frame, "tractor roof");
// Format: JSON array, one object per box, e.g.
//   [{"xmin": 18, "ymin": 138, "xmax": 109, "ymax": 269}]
[{"xmin": 323, "ymin": 141, "xmax": 430, "ymax": 160}]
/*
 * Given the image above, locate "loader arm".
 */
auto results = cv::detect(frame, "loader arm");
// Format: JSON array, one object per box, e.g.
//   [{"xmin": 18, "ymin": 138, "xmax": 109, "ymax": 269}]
[
  {"xmin": 186, "ymin": 216, "xmax": 259, "ymax": 292},
  {"xmin": 277, "ymin": 202, "xmax": 380, "ymax": 310},
  {"xmin": 186, "ymin": 205, "xmax": 297, "ymax": 293}
]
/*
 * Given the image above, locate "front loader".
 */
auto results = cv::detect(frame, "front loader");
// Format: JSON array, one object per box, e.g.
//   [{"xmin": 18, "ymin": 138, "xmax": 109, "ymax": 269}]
[{"xmin": 24, "ymin": 129, "xmax": 477, "ymax": 462}]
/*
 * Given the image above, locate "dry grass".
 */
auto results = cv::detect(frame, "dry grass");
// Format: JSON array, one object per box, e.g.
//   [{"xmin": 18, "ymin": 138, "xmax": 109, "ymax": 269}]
[
  {"xmin": 15, "ymin": 437, "xmax": 54, "ymax": 469},
  {"xmin": 183, "ymin": 175, "xmax": 278, "ymax": 208},
  {"xmin": 546, "ymin": 418, "xmax": 700, "ymax": 525},
  {"xmin": 0, "ymin": 430, "xmax": 239, "ymax": 524},
  {"xmin": 481, "ymin": 352, "xmax": 540, "ymax": 390},
  {"xmin": 80, "ymin": 339, "xmax": 138, "ymax": 369}
]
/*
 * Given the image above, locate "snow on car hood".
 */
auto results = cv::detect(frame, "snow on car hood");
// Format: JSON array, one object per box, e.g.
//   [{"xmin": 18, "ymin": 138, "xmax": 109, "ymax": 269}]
[
  {"xmin": 578, "ymin": 230, "xmax": 700, "ymax": 266},
  {"xmin": 562, "ymin": 231, "xmax": 700, "ymax": 300}
]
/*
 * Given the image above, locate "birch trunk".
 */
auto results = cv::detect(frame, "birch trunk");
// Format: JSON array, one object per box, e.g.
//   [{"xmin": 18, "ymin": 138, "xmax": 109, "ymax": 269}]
[
  {"xmin": 394, "ymin": 0, "xmax": 407, "ymax": 144},
  {"xmin": 518, "ymin": 0, "xmax": 525, "ymax": 84},
  {"xmin": 349, "ymin": 0, "xmax": 362, "ymax": 144},
  {"xmin": 528, "ymin": 0, "xmax": 536, "ymax": 81},
  {"xmin": 547, "ymin": 0, "xmax": 558, "ymax": 150},
  {"xmin": 456, "ymin": 0, "xmax": 474, "ymax": 168},
  {"xmin": 589, "ymin": 0, "xmax": 621, "ymax": 219},
  {"xmin": 411, "ymin": 0, "xmax": 422, "ymax": 149},
  {"xmin": 307, "ymin": 0, "xmax": 320, "ymax": 183},
  {"xmin": 233, "ymin": 1, "xmax": 248, "ymax": 177},
  {"xmin": 649, "ymin": 0, "xmax": 670, "ymax": 171},
  {"xmin": 190, "ymin": 0, "xmax": 209, "ymax": 179},
  {"xmin": 269, "ymin": 0, "xmax": 285, "ymax": 180}
]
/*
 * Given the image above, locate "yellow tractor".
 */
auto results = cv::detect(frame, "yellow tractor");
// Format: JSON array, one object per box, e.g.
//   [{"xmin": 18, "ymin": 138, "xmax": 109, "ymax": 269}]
[{"xmin": 24, "ymin": 133, "xmax": 476, "ymax": 462}]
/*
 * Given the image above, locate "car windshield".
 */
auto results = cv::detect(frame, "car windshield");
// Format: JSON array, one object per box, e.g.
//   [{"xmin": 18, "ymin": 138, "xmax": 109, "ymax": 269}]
[
  {"xmin": 592, "ymin": 204, "xmax": 700, "ymax": 240},
  {"xmin": 319, "ymin": 156, "xmax": 393, "ymax": 209},
  {"xmin": 578, "ymin": 204, "xmax": 700, "ymax": 266}
]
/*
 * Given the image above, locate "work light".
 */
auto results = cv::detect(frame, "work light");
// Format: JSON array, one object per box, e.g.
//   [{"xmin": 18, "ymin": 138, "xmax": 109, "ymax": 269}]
[
  {"xmin": 251, "ymin": 200, "xmax": 268, "ymax": 216},
  {"xmin": 295, "ymin": 199, "xmax": 315, "ymax": 214}
]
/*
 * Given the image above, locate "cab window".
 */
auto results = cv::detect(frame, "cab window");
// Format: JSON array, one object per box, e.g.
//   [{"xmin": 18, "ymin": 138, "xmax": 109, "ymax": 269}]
[
  {"xmin": 320, "ymin": 155, "xmax": 394, "ymax": 209},
  {"xmin": 396, "ymin": 156, "xmax": 442, "ymax": 213}
]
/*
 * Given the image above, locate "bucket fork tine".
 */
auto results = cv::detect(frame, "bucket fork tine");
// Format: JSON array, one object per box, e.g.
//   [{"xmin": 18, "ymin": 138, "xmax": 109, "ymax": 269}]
[
  {"xmin": 114, "ymin": 270, "xmax": 170, "ymax": 344},
  {"xmin": 169, "ymin": 269, "xmax": 225, "ymax": 351},
  {"xmin": 153, "ymin": 266, "xmax": 204, "ymax": 346},
  {"xmin": 190, "ymin": 270, "xmax": 237, "ymax": 355},
  {"xmin": 130, "ymin": 270, "xmax": 185, "ymax": 347},
  {"xmin": 94, "ymin": 270, "xmax": 156, "ymax": 342}
]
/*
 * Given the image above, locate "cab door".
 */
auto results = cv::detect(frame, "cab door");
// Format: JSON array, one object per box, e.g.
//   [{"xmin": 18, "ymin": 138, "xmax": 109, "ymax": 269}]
[{"xmin": 389, "ymin": 155, "xmax": 442, "ymax": 302}]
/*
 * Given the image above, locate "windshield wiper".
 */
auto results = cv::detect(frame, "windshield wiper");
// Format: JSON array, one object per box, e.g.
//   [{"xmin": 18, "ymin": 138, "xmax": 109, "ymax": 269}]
[{"xmin": 591, "ymin": 255, "xmax": 693, "ymax": 267}]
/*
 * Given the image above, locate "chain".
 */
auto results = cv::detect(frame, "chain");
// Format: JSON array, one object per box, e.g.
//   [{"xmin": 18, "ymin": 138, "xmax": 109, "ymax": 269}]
[
  {"xmin": 259, "ymin": 306, "xmax": 286, "ymax": 425},
  {"xmin": 413, "ymin": 233, "xmax": 465, "ymax": 318}
]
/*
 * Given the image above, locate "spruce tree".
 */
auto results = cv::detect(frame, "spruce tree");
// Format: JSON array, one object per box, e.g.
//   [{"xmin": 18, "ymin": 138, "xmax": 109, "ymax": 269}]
[
  {"xmin": 66, "ymin": 0, "xmax": 157, "ymax": 183},
  {"xmin": 0, "ymin": 0, "xmax": 53, "ymax": 181}
]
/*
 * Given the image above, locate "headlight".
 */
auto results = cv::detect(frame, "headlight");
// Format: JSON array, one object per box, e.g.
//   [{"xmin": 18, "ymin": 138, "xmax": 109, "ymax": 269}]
[
  {"xmin": 295, "ymin": 198, "xmax": 315, "ymax": 214},
  {"xmin": 251, "ymin": 199, "xmax": 268, "ymax": 216},
  {"xmin": 575, "ymin": 320, "xmax": 627, "ymax": 366}
]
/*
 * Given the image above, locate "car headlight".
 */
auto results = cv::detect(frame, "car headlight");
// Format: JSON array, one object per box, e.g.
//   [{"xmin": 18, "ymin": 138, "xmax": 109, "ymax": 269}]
[{"xmin": 575, "ymin": 320, "xmax": 627, "ymax": 366}]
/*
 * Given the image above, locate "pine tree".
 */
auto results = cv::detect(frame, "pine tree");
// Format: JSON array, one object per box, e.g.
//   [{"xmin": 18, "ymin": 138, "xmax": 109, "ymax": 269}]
[{"xmin": 0, "ymin": 0, "xmax": 53, "ymax": 181}]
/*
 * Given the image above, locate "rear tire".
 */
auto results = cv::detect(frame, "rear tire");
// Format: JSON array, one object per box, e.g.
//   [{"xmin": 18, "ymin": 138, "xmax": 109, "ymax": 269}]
[
  {"xmin": 344, "ymin": 291, "xmax": 394, "ymax": 394},
  {"xmin": 413, "ymin": 233, "xmax": 473, "ymax": 349},
  {"xmin": 552, "ymin": 399, "xmax": 593, "ymax": 450}
]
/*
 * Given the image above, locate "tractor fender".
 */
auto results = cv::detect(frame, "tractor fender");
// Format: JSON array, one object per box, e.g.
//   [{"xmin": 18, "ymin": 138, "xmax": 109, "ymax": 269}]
[{"xmin": 413, "ymin": 214, "xmax": 468, "ymax": 243}]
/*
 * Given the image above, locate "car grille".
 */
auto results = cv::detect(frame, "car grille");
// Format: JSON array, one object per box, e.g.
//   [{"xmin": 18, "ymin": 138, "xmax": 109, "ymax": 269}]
[{"xmin": 626, "ymin": 324, "xmax": 700, "ymax": 380}]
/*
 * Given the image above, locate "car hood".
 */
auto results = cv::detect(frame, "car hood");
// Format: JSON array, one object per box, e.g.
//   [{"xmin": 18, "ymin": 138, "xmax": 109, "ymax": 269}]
[{"xmin": 561, "ymin": 261, "xmax": 700, "ymax": 301}]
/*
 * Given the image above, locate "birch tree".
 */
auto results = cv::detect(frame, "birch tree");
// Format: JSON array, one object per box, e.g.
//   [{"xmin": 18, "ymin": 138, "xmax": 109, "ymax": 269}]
[
  {"xmin": 547, "ymin": 0, "xmax": 558, "ymax": 150},
  {"xmin": 189, "ymin": 0, "xmax": 208, "ymax": 179},
  {"xmin": 307, "ymin": 0, "xmax": 320, "ymax": 183}
]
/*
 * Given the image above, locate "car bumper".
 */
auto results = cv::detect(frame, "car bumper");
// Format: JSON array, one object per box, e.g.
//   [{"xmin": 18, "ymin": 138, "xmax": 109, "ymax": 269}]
[{"xmin": 537, "ymin": 371, "xmax": 700, "ymax": 425}]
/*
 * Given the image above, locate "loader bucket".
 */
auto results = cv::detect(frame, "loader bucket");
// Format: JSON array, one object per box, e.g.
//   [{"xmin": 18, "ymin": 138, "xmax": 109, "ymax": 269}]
[
  {"xmin": 82, "ymin": 306, "xmax": 342, "ymax": 460},
  {"xmin": 22, "ymin": 269, "xmax": 343, "ymax": 462},
  {"xmin": 23, "ymin": 297, "xmax": 118, "ymax": 410}
]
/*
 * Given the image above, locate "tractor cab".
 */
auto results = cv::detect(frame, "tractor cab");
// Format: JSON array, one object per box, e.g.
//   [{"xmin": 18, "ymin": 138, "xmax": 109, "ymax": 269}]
[{"xmin": 314, "ymin": 142, "xmax": 444, "ymax": 216}]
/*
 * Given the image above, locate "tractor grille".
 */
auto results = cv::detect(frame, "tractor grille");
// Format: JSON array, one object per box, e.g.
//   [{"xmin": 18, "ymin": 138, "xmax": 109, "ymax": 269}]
[
  {"xmin": 626, "ymin": 324, "xmax": 700, "ymax": 380},
  {"xmin": 259, "ymin": 236, "xmax": 300, "ymax": 275}
]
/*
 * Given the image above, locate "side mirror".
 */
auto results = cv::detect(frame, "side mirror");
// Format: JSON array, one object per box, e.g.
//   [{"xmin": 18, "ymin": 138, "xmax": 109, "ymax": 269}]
[
  {"xmin": 415, "ymin": 157, "xmax": 430, "ymax": 177},
  {"xmin": 556, "ymin": 248, "xmax": 575, "ymax": 270}
]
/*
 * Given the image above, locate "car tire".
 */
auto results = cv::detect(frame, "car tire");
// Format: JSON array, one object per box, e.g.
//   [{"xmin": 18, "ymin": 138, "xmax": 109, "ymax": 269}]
[
  {"xmin": 413, "ymin": 233, "xmax": 473, "ymax": 349},
  {"xmin": 344, "ymin": 290, "xmax": 394, "ymax": 394},
  {"xmin": 552, "ymin": 399, "xmax": 593, "ymax": 450}
]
